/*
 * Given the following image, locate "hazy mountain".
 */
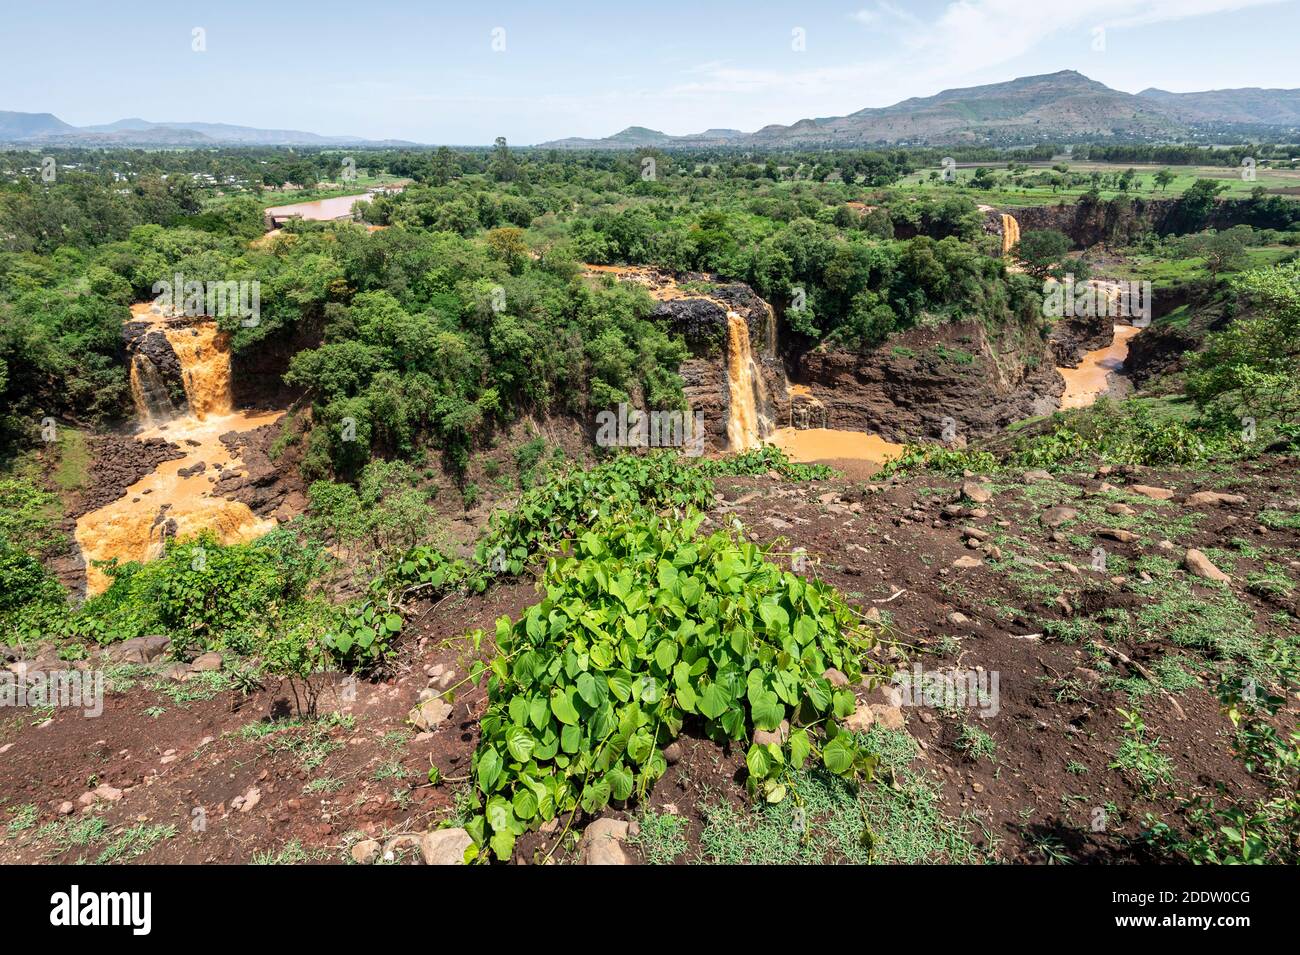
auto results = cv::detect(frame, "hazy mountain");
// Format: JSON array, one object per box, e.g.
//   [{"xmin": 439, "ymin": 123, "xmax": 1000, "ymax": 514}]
[
  {"xmin": 0, "ymin": 111, "xmax": 77, "ymax": 141},
  {"xmin": 538, "ymin": 70, "xmax": 1300, "ymax": 148},
  {"xmin": 0, "ymin": 113, "xmax": 417, "ymax": 147},
  {"xmin": 1137, "ymin": 86, "xmax": 1300, "ymax": 125}
]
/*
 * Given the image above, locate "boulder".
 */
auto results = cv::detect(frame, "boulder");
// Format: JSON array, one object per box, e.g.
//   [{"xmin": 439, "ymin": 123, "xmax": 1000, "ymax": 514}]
[
  {"xmin": 1128, "ymin": 484, "xmax": 1175, "ymax": 501},
  {"xmin": 582, "ymin": 818, "xmax": 629, "ymax": 865},
  {"xmin": 421, "ymin": 827, "xmax": 474, "ymax": 865},
  {"xmin": 104, "ymin": 634, "xmax": 171, "ymax": 665},
  {"xmin": 189, "ymin": 652, "xmax": 224, "ymax": 673},
  {"xmin": 1186, "ymin": 491, "xmax": 1247, "ymax": 507},
  {"xmin": 350, "ymin": 839, "xmax": 381, "ymax": 865},
  {"xmin": 408, "ymin": 698, "xmax": 453, "ymax": 732},
  {"xmin": 1041, "ymin": 506, "xmax": 1078, "ymax": 528},
  {"xmin": 1184, "ymin": 549, "xmax": 1230, "ymax": 583},
  {"xmin": 753, "ymin": 720, "xmax": 790, "ymax": 746}
]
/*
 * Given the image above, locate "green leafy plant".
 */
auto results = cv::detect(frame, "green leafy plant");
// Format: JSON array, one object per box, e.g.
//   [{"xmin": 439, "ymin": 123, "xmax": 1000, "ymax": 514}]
[{"xmin": 463, "ymin": 510, "xmax": 880, "ymax": 861}]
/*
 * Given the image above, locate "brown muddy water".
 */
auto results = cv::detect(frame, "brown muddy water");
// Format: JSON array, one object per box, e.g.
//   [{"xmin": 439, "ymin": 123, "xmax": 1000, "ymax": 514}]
[
  {"xmin": 1059, "ymin": 324, "xmax": 1141, "ymax": 410},
  {"xmin": 75, "ymin": 304, "xmax": 282, "ymax": 596}
]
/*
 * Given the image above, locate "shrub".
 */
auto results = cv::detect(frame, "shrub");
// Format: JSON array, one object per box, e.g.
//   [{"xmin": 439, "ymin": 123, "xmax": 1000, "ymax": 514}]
[{"xmin": 463, "ymin": 511, "xmax": 880, "ymax": 861}]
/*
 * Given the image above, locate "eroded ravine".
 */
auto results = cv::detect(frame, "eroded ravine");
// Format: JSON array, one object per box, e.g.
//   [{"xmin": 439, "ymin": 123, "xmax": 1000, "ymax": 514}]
[
  {"xmin": 1059, "ymin": 323, "xmax": 1141, "ymax": 410},
  {"xmin": 75, "ymin": 304, "xmax": 282, "ymax": 596}
]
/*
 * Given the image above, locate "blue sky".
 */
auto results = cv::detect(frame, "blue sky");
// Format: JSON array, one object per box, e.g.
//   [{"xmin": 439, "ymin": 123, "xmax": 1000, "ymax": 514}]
[{"xmin": 2, "ymin": 0, "xmax": 1298, "ymax": 143}]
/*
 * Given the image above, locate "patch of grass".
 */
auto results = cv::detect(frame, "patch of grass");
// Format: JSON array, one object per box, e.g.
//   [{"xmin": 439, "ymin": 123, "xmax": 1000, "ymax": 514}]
[
  {"xmin": 39, "ymin": 814, "xmax": 108, "ymax": 857},
  {"xmin": 252, "ymin": 839, "xmax": 319, "ymax": 865},
  {"xmin": 262, "ymin": 712, "xmax": 355, "ymax": 771},
  {"xmin": 372, "ymin": 760, "xmax": 407, "ymax": 782},
  {"xmin": 1110, "ymin": 708, "xmax": 1173, "ymax": 795},
  {"xmin": 698, "ymin": 728, "xmax": 994, "ymax": 864},
  {"xmin": 1258, "ymin": 509, "xmax": 1300, "ymax": 531},
  {"xmin": 94, "ymin": 823, "xmax": 176, "ymax": 863},
  {"xmin": 955, "ymin": 723, "xmax": 997, "ymax": 762},
  {"xmin": 1246, "ymin": 564, "xmax": 1294, "ymax": 599},
  {"xmin": 154, "ymin": 671, "xmax": 231, "ymax": 705},
  {"xmin": 627, "ymin": 809, "xmax": 690, "ymax": 865},
  {"xmin": 304, "ymin": 776, "xmax": 343, "ymax": 795},
  {"xmin": 6, "ymin": 803, "xmax": 38, "ymax": 835}
]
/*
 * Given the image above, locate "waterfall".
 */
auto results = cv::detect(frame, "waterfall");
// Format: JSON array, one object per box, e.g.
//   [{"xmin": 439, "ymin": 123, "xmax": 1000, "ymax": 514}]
[
  {"xmin": 75, "ymin": 304, "xmax": 280, "ymax": 597},
  {"xmin": 161, "ymin": 324, "xmax": 233, "ymax": 420},
  {"xmin": 726, "ymin": 311, "xmax": 773, "ymax": 450},
  {"xmin": 1001, "ymin": 213, "xmax": 1021, "ymax": 256},
  {"xmin": 129, "ymin": 353, "xmax": 179, "ymax": 425}
]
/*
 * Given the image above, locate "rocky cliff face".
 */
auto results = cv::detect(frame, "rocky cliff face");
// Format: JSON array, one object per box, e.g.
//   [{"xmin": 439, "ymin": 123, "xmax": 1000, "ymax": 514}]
[
  {"xmin": 1123, "ymin": 284, "xmax": 1232, "ymax": 388},
  {"xmin": 230, "ymin": 320, "xmax": 320, "ymax": 409},
  {"xmin": 793, "ymin": 317, "xmax": 1062, "ymax": 444},
  {"xmin": 990, "ymin": 197, "xmax": 1271, "ymax": 250},
  {"xmin": 122, "ymin": 319, "xmax": 187, "ymax": 409},
  {"xmin": 652, "ymin": 287, "xmax": 789, "ymax": 451}
]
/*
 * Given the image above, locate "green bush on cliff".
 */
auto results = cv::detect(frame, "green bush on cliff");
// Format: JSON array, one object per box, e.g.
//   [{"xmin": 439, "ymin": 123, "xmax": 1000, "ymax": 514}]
[{"xmin": 463, "ymin": 511, "xmax": 880, "ymax": 862}]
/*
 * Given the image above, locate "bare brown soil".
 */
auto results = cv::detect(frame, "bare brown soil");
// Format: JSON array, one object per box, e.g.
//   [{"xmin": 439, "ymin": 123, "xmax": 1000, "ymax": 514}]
[{"xmin": 3, "ymin": 455, "xmax": 1297, "ymax": 864}]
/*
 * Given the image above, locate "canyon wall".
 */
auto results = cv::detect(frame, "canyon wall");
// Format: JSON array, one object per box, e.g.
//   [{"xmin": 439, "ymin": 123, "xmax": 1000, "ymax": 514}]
[
  {"xmin": 991, "ymin": 196, "xmax": 1284, "ymax": 250},
  {"xmin": 793, "ymin": 316, "xmax": 1062, "ymax": 445}
]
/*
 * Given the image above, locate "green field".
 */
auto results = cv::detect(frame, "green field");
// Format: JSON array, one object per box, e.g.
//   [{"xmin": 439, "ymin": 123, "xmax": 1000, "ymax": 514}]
[{"xmin": 894, "ymin": 161, "xmax": 1300, "ymax": 206}]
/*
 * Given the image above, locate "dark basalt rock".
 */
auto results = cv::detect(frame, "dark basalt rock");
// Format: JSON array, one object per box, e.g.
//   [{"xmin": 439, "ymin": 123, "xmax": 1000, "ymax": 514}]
[{"xmin": 794, "ymin": 316, "xmax": 1062, "ymax": 445}]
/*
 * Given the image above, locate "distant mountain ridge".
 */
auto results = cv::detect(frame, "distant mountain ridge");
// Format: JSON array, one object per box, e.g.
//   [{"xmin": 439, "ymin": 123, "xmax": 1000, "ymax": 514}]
[
  {"xmin": 538, "ymin": 71, "xmax": 1300, "ymax": 148},
  {"xmin": 0, "ymin": 112, "xmax": 417, "ymax": 147},
  {"xmin": 5, "ymin": 71, "xmax": 1299, "ymax": 148}
]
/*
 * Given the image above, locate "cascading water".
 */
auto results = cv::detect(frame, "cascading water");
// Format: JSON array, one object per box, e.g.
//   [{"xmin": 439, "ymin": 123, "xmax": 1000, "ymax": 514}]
[
  {"xmin": 1000, "ymin": 213, "xmax": 1021, "ymax": 256},
  {"xmin": 75, "ymin": 303, "xmax": 281, "ymax": 596},
  {"xmin": 725, "ymin": 311, "xmax": 774, "ymax": 450},
  {"xmin": 161, "ymin": 323, "xmax": 234, "ymax": 419}
]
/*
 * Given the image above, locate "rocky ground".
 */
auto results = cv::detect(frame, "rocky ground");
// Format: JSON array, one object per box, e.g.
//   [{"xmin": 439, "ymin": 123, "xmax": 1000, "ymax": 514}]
[{"xmin": 3, "ymin": 453, "xmax": 1296, "ymax": 865}]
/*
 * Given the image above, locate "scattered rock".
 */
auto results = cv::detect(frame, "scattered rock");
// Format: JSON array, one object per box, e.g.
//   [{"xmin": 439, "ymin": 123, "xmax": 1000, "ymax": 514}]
[
  {"xmin": 408, "ymin": 698, "xmax": 453, "ymax": 732},
  {"xmin": 662, "ymin": 741, "xmax": 683, "ymax": 765},
  {"xmin": 869, "ymin": 704, "xmax": 905, "ymax": 730},
  {"xmin": 1041, "ymin": 506, "xmax": 1078, "ymax": 528},
  {"xmin": 1184, "ymin": 548, "xmax": 1230, "ymax": 583},
  {"xmin": 421, "ymin": 827, "xmax": 473, "ymax": 865},
  {"xmin": 822, "ymin": 668, "xmax": 849, "ymax": 687},
  {"xmin": 951, "ymin": 555, "xmax": 983, "ymax": 570},
  {"xmin": 1105, "ymin": 503, "xmax": 1136, "ymax": 517},
  {"xmin": 351, "ymin": 839, "xmax": 382, "ymax": 865},
  {"xmin": 845, "ymin": 705, "xmax": 876, "ymax": 732},
  {"xmin": 1098, "ymin": 528, "xmax": 1138, "ymax": 544},
  {"xmin": 947, "ymin": 611, "xmax": 969, "ymax": 626},
  {"xmin": 1128, "ymin": 484, "xmax": 1175, "ymax": 501},
  {"xmin": 753, "ymin": 720, "xmax": 790, "ymax": 746},
  {"xmin": 232, "ymin": 786, "xmax": 261, "ymax": 813},
  {"xmin": 158, "ymin": 662, "xmax": 190, "ymax": 682},
  {"xmin": 57, "ymin": 801, "xmax": 74, "ymax": 816},
  {"xmin": 960, "ymin": 481, "xmax": 992, "ymax": 504},
  {"xmin": 1186, "ymin": 491, "xmax": 1247, "ymax": 507},
  {"xmin": 1021, "ymin": 469, "xmax": 1052, "ymax": 482},
  {"xmin": 103, "ymin": 635, "xmax": 171, "ymax": 665},
  {"xmin": 189, "ymin": 652, "xmax": 223, "ymax": 672},
  {"xmin": 582, "ymin": 817, "xmax": 630, "ymax": 865}
]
